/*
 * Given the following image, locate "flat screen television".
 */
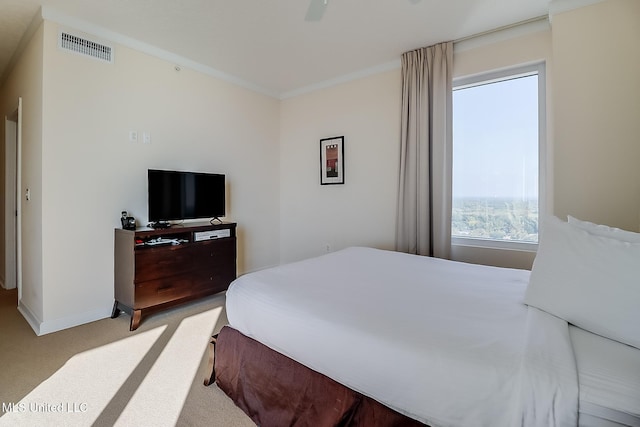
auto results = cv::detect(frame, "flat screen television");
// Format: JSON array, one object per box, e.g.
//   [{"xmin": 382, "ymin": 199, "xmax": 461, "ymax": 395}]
[{"xmin": 148, "ymin": 169, "xmax": 225, "ymax": 226}]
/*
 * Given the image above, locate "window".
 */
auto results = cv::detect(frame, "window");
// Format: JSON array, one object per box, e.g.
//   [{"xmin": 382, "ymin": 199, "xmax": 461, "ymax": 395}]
[{"xmin": 452, "ymin": 63, "xmax": 545, "ymax": 250}]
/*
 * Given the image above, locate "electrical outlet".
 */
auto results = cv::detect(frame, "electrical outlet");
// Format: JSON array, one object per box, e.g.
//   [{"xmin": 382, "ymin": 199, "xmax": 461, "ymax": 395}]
[
  {"xmin": 143, "ymin": 132, "xmax": 151, "ymax": 144},
  {"xmin": 325, "ymin": 243, "xmax": 331, "ymax": 252},
  {"xmin": 129, "ymin": 131, "xmax": 138, "ymax": 142}
]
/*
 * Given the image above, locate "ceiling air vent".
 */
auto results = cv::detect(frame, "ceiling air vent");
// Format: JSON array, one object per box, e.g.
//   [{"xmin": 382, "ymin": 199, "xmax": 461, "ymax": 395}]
[{"xmin": 59, "ymin": 31, "xmax": 113, "ymax": 63}]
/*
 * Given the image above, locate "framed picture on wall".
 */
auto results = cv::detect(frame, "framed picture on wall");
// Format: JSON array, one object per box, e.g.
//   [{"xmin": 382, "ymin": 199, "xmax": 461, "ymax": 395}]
[{"xmin": 320, "ymin": 136, "xmax": 345, "ymax": 185}]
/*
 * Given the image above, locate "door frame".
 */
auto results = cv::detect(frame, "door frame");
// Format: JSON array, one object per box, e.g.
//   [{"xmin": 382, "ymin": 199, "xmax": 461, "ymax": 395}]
[{"xmin": 4, "ymin": 97, "xmax": 22, "ymax": 301}]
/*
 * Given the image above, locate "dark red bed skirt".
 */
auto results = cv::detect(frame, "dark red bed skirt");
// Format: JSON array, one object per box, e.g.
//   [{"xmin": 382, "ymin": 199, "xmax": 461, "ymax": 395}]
[{"xmin": 209, "ymin": 325, "xmax": 428, "ymax": 427}]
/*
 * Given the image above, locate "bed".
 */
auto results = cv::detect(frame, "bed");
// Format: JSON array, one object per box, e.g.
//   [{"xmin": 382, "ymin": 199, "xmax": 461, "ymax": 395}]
[{"xmin": 206, "ymin": 216, "xmax": 640, "ymax": 427}]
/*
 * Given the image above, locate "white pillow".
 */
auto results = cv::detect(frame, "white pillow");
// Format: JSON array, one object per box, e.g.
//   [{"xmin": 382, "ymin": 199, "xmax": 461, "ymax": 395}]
[
  {"xmin": 524, "ymin": 215, "xmax": 640, "ymax": 349},
  {"xmin": 567, "ymin": 215, "xmax": 640, "ymax": 243}
]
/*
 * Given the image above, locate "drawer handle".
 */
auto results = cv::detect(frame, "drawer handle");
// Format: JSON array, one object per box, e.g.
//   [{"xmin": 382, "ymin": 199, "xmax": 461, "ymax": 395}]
[{"xmin": 157, "ymin": 286, "xmax": 173, "ymax": 294}]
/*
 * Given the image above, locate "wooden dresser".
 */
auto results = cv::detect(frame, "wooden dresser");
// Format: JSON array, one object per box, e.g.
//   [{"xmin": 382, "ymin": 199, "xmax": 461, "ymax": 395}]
[{"xmin": 112, "ymin": 222, "xmax": 237, "ymax": 330}]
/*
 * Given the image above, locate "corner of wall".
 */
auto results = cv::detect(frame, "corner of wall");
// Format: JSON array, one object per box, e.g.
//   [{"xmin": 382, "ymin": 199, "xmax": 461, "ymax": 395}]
[
  {"xmin": 0, "ymin": 7, "xmax": 44, "ymax": 88},
  {"xmin": 17, "ymin": 300, "xmax": 42, "ymax": 336},
  {"xmin": 549, "ymin": 0, "xmax": 606, "ymax": 17},
  {"xmin": 37, "ymin": 307, "xmax": 112, "ymax": 336}
]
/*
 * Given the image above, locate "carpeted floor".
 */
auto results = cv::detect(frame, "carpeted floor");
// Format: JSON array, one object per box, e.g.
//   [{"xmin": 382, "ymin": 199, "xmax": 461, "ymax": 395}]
[{"xmin": 0, "ymin": 287, "xmax": 255, "ymax": 427}]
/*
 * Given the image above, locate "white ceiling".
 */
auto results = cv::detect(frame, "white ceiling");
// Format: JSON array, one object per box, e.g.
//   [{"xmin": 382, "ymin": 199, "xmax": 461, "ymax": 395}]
[{"xmin": 0, "ymin": 0, "xmax": 552, "ymax": 98}]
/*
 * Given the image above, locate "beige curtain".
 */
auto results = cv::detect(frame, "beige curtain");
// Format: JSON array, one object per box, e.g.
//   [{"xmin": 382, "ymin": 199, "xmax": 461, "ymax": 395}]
[{"xmin": 396, "ymin": 42, "xmax": 453, "ymax": 258}]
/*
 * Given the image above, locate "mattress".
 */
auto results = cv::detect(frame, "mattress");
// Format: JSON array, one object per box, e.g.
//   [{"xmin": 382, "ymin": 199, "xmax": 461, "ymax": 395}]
[
  {"xmin": 225, "ymin": 247, "xmax": 578, "ymax": 426},
  {"xmin": 569, "ymin": 326, "xmax": 640, "ymax": 426}
]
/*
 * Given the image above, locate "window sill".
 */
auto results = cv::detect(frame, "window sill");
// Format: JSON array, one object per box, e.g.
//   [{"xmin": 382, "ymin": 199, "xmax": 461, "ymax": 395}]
[{"xmin": 451, "ymin": 237, "xmax": 538, "ymax": 253}]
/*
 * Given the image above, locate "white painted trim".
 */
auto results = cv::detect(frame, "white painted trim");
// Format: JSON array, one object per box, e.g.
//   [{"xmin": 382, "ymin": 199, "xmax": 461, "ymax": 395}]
[
  {"xmin": 452, "ymin": 238, "xmax": 538, "ymax": 253},
  {"xmin": 40, "ymin": 6, "xmax": 280, "ymax": 99},
  {"xmin": 17, "ymin": 300, "xmax": 42, "ymax": 335},
  {"xmin": 37, "ymin": 306, "xmax": 112, "ymax": 336},
  {"xmin": 38, "ymin": 6, "xmax": 556, "ymax": 101},
  {"xmin": 19, "ymin": 300, "xmax": 112, "ymax": 336},
  {"xmin": 4, "ymin": 113, "xmax": 18, "ymax": 291},
  {"xmin": 452, "ymin": 62, "xmax": 547, "ymax": 253},
  {"xmin": 280, "ymin": 60, "xmax": 401, "ymax": 100},
  {"xmin": 15, "ymin": 98, "xmax": 23, "ymax": 302},
  {"xmin": 549, "ymin": 0, "xmax": 607, "ymax": 16},
  {"xmin": 282, "ymin": 16, "xmax": 551, "ymax": 99}
]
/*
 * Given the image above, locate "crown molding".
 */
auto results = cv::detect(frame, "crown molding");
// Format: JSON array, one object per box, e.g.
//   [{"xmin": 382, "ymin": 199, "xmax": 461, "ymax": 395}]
[
  {"xmin": 281, "ymin": 15, "xmax": 551, "ymax": 99},
  {"xmin": 25, "ymin": 3, "xmax": 594, "ymax": 101},
  {"xmin": 40, "ymin": 6, "xmax": 280, "ymax": 99},
  {"xmin": 279, "ymin": 60, "xmax": 401, "ymax": 100}
]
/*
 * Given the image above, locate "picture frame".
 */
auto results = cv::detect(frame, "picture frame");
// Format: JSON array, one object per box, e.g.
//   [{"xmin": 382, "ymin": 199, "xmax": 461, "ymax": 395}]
[{"xmin": 320, "ymin": 136, "xmax": 345, "ymax": 185}]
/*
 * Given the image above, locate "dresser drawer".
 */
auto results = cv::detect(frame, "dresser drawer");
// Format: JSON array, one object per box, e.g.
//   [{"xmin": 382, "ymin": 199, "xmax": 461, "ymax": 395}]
[
  {"xmin": 135, "ymin": 268, "xmax": 229, "ymax": 308},
  {"xmin": 188, "ymin": 238, "xmax": 236, "ymax": 267},
  {"xmin": 135, "ymin": 238, "xmax": 236, "ymax": 282}
]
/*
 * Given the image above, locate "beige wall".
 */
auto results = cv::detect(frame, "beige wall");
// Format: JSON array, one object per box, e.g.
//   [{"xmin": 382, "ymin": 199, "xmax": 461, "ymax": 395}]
[
  {"xmin": 551, "ymin": 0, "xmax": 640, "ymax": 231},
  {"xmin": 279, "ymin": 27, "xmax": 553, "ymax": 268},
  {"xmin": 34, "ymin": 20, "xmax": 280, "ymax": 332},
  {"xmin": 279, "ymin": 70, "xmax": 401, "ymax": 263}
]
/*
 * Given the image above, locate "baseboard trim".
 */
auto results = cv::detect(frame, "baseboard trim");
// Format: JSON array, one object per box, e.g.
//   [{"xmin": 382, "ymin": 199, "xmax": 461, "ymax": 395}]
[
  {"xmin": 17, "ymin": 301, "xmax": 42, "ymax": 335},
  {"xmin": 38, "ymin": 307, "xmax": 112, "ymax": 336},
  {"xmin": 18, "ymin": 301, "xmax": 112, "ymax": 336}
]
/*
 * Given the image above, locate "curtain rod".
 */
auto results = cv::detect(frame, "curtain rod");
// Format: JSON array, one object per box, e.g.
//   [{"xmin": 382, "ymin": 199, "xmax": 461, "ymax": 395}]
[{"xmin": 454, "ymin": 15, "xmax": 549, "ymax": 44}]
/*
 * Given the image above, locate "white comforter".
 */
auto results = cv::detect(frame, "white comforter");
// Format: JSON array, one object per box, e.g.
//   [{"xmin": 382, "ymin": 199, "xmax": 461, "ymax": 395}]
[{"xmin": 225, "ymin": 247, "xmax": 578, "ymax": 427}]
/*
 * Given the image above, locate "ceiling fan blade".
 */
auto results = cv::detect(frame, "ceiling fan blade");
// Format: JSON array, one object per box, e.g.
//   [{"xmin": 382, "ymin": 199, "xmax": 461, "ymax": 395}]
[{"xmin": 305, "ymin": 0, "xmax": 328, "ymax": 22}]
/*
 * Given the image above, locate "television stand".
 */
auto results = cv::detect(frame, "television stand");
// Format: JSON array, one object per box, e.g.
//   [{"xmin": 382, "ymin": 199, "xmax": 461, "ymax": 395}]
[{"xmin": 113, "ymin": 221, "xmax": 237, "ymax": 331}]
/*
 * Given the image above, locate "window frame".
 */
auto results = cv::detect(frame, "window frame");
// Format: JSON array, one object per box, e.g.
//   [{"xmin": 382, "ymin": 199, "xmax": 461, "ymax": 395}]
[{"xmin": 451, "ymin": 62, "xmax": 547, "ymax": 252}]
